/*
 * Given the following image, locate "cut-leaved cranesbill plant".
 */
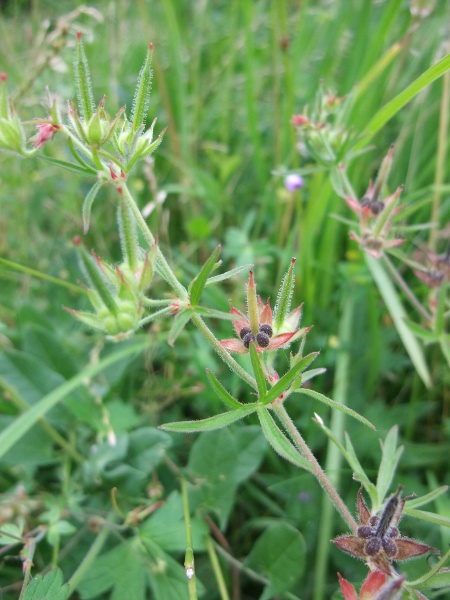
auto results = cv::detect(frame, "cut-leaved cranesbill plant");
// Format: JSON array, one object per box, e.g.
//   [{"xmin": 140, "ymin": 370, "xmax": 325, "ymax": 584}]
[{"xmin": 1, "ymin": 15, "xmax": 449, "ymax": 600}]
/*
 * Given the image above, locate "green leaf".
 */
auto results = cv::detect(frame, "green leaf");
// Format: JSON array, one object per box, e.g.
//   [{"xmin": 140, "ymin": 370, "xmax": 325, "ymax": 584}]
[
  {"xmin": 139, "ymin": 491, "xmax": 208, "ymax": 553},
  {"xmin": 413, "ymin": 568, "xmax": 450, "ymax": 592},
  {"xmin": 408, "ymin": 547, "xmax": 450, "ymax": 590},
  {"xmin": 206, "ymin": 369, "xmax": 244, "ymax": 409},
  {"xmin": 38, "ymin": 154, "xmax": 96, "ymax": 176},
  {"xmin": 403, "ymin": 507, "xmax": 450, "ymax": 529},
  {"xmin": 76, "ymin": 539, "xmax": 148, "ymax": 600},
  {"xmin": 257, "ymin": 406, "xmax": 313, "ymax": 471},
  {"xmin": 367, "ymin": 254, "xmax": 432, "ymax": 388},
  {"xmin": 0, "ymin": 523, "xmax": 23, "ymax": 545},
  {"xmin": 187, "ymin": 427, "xmax": 266, "ymax": 528},
  {"xmin": 82, "ymin": 180, "xmax": 105, "ymax": 234},
  {"xmin": 188, "ymin": 245, "xmax": 221, "ymax": 306},
  {"xmin": 205, "ymin": 263, "xmax": 252, "ymax": 286},
  {"xmin": 249, "ymin": 343, "xmax": 267, "ymax": 398},
  {"xmin": 245, "ymin": 522, "xmax": 305, "ymax": 599},
  {"xmin": 376, "ymin": 425, "xmax": 403, "ymax": 506},
  {"xmin": 262, "ymin": 352, "xmax": 319, "ymax": 405},
  {"xmin": 23, "ymin": 569, "xmax": 70, "ymax": 600},
  {"xmin": 159, "ymin": 405, "xmax": 257, "ymax": 433},
  {"xmin": 344, "ymin": 433, "xmax": 378, "ymax": 505},
  {"xmin": 298, "ymin": 388, "xmax": 376, "ymax": 430},
  {"xmin": 355, "ymin": 52, "xmax": 450, "ymax": 149},
  {"xmin": 0, "ymin": 341, "xmax": 148, "ymax": 461},
  {"xmin": 405, "ymin": 486, "xmax": 449, "ymax": 510},
  {"xmin": 75, "ymin": 33, "xmax": 95, "ymax": 121},
  {"xmin": 404, "ymin": 319, "xmax": 440, "ymax": 342},
  {"xmin": 167, "ymin": 309, "xmax": 193, "ymax": 346}
]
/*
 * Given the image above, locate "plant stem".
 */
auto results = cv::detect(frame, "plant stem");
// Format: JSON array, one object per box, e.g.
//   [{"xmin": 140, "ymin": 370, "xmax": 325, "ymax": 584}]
[
  {"xmin": 18, "ymin": 528, "xmax": 47, "ymax": 600},
  {"xmin": 190, "ymin": 313, "xmax": 257, "ymax": 390},
  {"xmin": 383, "ymin": 253, "xmax": 432, "ymax": 322},
  {"xmin": 181, "ymin": 477, "xmax": 198, "ymax": 600},
  {"xmin": 120, "ymin": 182, "xmax": 188, "ymax": 298},
  {"xmin": 206, "ymin": 536, "xmax": 230, "ymax": 600},
  {"xmin": 313, "ymin": 295, "xmax": 354, "ymax": 600},
  {"xmin": 67, "ymin": 518, "xmax": 111, "ymax": 590},
  {"xmin": 272, "ymin": 403, "xmax": 358, "ymax": 532}
]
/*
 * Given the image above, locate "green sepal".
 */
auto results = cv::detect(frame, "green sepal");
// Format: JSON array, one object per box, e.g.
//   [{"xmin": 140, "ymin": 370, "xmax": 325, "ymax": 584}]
[
  {"xmin": 249, "ymin": 343, "xmax": 267, "ymax": 399},
  {"xmin": 261, "ymin": 352, "xmax": 319, "ymax": 405},
  {"xmin": 75, "ymin": 34, "xmax": 95, "ymax": 121},
  {"xmin": 273, "ymin": 258, "xmax": 296, "ymax": 331},
  {"xmin": 257, "ymin": 406, "xmax": 313, "ymax": 471},
  {"xmin": 298, "ymin": 387, "xmax": 376, "ymax": 431},
  {"xmin": 188, "ymin": 245, "xmax": 221, "ymax": 307},
  {"xmin": 206, "ymin": 369, "xmax": 244, "ymax": 409},
  {"xmin": 82, "ymin": 180, "xmax": 105, "ymax": 234},
  {"xmin": 131, "ymin": 44, "xmax": 153, "ymax": 133},
  {"xmin": 118, "ymin": 197, "xmax": 139, "ymax": 271},
  {"xmin": 78, "ymin": 245, "xmax": 117, "ymax": 315},
  {"xmin": 159, "ymin": 406, "xmax": 257, "ymax": 433}
]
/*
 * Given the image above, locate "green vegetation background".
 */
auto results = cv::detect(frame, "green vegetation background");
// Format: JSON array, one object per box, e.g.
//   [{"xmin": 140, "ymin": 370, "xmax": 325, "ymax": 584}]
[{"xmin": 0, "ymin": 1, "xmax": 449, "ymax": 599}]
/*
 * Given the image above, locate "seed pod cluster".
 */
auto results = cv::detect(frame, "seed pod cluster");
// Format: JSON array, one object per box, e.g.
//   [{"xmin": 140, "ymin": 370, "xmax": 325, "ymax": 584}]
[{"xmin": 240, "ymin": 324, "xmax": 273, "ymax": 349}]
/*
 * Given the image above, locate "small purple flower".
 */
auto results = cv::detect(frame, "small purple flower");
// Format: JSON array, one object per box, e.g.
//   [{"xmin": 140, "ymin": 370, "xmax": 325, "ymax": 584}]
[{"xmin": 284, "ymin": 173, "xmax": 304, "ymax": 192}]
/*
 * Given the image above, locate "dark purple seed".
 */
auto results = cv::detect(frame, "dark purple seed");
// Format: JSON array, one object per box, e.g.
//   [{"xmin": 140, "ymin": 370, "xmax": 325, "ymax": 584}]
[
  {"xmin": 239, "ymin": 326, "xmax": 251, "ymax": 340},
  {"xmin": 365, "ymin": 538, "xmax": 382, "ymax": 556},
  {"xmin": 259, "ymin": 324, "xmax": 273, "ymax": 337},
  {"xmin": 387, "ymin": 527, "xmax": 399, "ymax": 538},
  {"xmin": 382, "ymin": 538, "xmax": 397, "ymax": 557},
  {"xmin": 357, "ymin": 526, "xmax": 373, "ymax": 539},
  {"xmin": 243, "ymin": 332, "xmax": 255, "ymax": 348},
  {"xmin": 369, "ymin": 516, "xmax": 379, "ymax": 527},
  {"xmin": 256, "ymin": 332, "xmax": 270, "ymax": 348},
  {"xmin": 371, "ymin": 201, "xmax": 384, "ymax": 215}
]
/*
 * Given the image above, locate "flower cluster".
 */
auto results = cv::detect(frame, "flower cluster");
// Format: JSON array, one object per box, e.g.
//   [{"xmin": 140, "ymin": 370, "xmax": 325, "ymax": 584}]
[
  {"xmin": 220, "ymin": 264, "xmax": 307, "ymax": 355},
  {"xmin": 333, "ymin": 487, "xmax": 437, "ymax": 576},
  {"xmin": 345, "ymin": 147, "xmax": 405, "ymax": 259}
]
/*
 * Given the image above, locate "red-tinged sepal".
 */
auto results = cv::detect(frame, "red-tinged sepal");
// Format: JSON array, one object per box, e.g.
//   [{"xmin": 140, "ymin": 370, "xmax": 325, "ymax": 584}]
[{"xmin": 338, "ymin": 573, "xmax": 359, "ymax": 600}]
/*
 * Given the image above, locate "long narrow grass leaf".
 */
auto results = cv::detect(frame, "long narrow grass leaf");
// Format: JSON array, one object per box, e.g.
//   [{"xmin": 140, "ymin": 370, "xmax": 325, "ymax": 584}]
[
  {"xmin": 367, "ymin": 256, "xmax": 432, "ymax": 387},
  {"xmin": 355, "ymin": 53, "xmax": 450, "ymax": 149}
]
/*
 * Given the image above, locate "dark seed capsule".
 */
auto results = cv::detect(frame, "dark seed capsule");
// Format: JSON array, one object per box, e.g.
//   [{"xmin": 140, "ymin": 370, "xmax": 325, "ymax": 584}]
[
  {"xmin": 239, "ymin": 326, "xmax": 252, "ymax": 340},
  {"xmin": 243, "ymin": 332, "xmax": 255, "ymax": 348},
  {"xmin": 259, "ymin": 324, "xmax": 273, "ymax": 337},
  {"xmin": 365, "ymin": 537, "xmax": 381, "ymax": 556},
  {"xmin": 357, "ymin": 526, "xmax": 373, "ymax": 539},
  {"xmin": 369, "ymin": 516, "xmax": 379, "ymax": 527},
  {"xmin": 382, "ymin": 538, "xmax": 397, "ymax": 557},
  {"xmin": 370, "ymin": 201, "xmax": 384, "ymax": 215},
  {"xmin": 256, "ymin": 332, "xmax": 270, "ymax": 348}
]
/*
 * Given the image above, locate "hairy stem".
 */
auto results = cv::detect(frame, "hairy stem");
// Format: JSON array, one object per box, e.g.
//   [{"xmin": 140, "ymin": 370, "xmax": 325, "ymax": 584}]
[{"xmin": 272, "ymin": 403, "xmax": 358, "ymax": 532}]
